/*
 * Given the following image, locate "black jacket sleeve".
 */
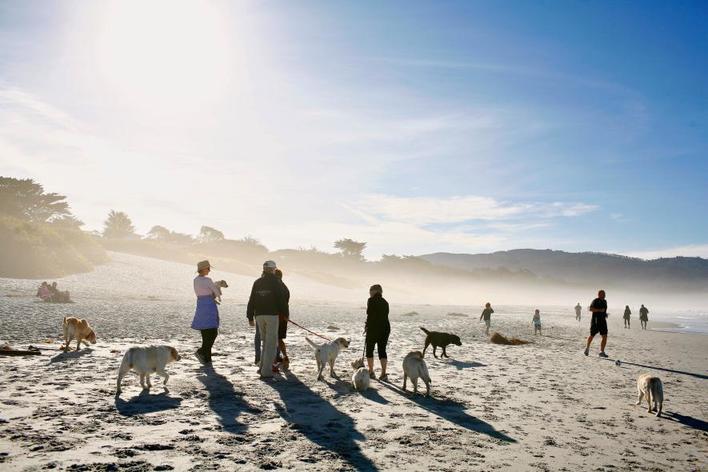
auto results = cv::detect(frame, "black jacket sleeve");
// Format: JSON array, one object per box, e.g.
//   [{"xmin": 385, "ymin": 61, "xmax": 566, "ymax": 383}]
[
  {"xmin": 246, "ymin": 281, "xmax": 257, "ymax": 321},
  {"xmin": 275, "ymin": 279, "xmax": 289, "ymax": 318}
]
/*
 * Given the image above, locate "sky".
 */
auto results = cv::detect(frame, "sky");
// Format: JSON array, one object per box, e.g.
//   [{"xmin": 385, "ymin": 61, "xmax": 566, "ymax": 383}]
[{"xmin": 0, "ymin": 0, "xmax": 706, "ymax": 259}]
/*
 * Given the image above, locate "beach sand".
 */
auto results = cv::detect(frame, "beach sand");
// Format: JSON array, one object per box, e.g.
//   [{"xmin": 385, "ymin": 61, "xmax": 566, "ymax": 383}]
[{"xmin": 1, "ymin": 255, "xmax": 706, "ymax": 471}]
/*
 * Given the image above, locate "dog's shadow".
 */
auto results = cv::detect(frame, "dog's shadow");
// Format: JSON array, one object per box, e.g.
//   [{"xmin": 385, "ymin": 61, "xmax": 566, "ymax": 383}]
[
  {"xmin": 114, "ymin": 390, "xmax": 182, "ymax": 416},
  {"xmin": 380, "ymin": 382, "xmax": 516, "ymax": 443},
  {"xmin": 663, "ymin": 412, "xmax": 708, "ymax": 432},
  {"xmin": 49, "ymin": 348, "xmax": 93, "ymax": 363},
  {"xmin": 196, "ymin": 364, "xmax": 253, "ymax": 434},
  {"xmin": 446, "ymin": 359, "xmax": 486, "ymax": 370},
  {"xmin": 270, "ymin": 371, "xmax": 378, "ymax": 471}
]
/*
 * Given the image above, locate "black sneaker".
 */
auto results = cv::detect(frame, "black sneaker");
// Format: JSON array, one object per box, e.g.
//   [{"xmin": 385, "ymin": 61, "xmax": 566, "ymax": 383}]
[
  {"xmin": 584, "ymin": 348, "xmax": 589, "ymax": 356},
  {"xmin": 598, "ymin": 352, "xmax": 609, "ymax": 358}
]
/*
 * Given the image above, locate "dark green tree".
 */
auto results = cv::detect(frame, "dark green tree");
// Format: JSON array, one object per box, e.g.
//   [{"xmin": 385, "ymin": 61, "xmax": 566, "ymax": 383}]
[{"xmin": 0, "ymin": 177, "xmax": 72, "ymax": 223}]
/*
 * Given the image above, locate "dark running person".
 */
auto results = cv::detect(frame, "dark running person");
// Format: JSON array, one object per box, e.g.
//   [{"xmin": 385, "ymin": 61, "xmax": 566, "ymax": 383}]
[
  {"xmin": 584, "ymin": 289, "xmax": 609, "ymax": 358},
  {"xmin": 191, "ymin": 260, "xmax": 222, "ymax": 364},
  {"xmin": 274, "ymin": 268, "xmax": 291, "ymax": 371},
  {"xmin": 480, "ymin": 302, "xmax": 494, "ymax": 335},
  {"xmin": 365, "ymin": 284, "xmax": 390, "ymax": 381},
  {"xmin": 639, "ymin": 304, "xmax": 649, "ymax": 330},
  {"xmin": 247, "ymin": 260, "xmax": 289, "ymax": 379},
  {"xmin": 623, "ymin": 305, "xmax": 632, "ymax": 329},
  {"xmin": 575, "ymin": 302, "xmax": 582, "ymax": 321}
]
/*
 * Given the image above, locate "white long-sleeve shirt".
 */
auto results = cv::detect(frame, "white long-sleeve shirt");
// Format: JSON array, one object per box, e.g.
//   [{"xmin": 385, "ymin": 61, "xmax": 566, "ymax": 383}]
[{"xmin": 194, "ymin": 276, "xmax": 221, "ymax": 298}]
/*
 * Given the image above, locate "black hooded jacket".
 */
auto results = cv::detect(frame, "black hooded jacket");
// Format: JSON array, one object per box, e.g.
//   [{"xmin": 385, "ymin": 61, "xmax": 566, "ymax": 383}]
[
  {"xmin": 365, "ymin": 293, "xmax": 390, "ymax": 337},
  {"xmin": 246, "ymin": 273, "xmax": 289, "ymax": 321}
]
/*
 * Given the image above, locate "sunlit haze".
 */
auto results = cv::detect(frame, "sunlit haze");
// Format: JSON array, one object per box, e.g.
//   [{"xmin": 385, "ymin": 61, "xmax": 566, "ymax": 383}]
[{"xmin": 1, "ymin": 1, "xmax": 706, "ymax": 258}]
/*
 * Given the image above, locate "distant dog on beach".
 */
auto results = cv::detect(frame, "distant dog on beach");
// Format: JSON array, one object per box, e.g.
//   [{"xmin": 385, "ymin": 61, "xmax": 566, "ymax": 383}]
[
  {"xmin": 213, "ymin": 280, "xmax": 228, "ymax": 304},
  {"xmin": 402, "ymin": 351, "xmax": 431, "ymax": 396},
  {"xmin": 420, "ymin": 327, "xmax": 461, "ymax": 358},
  {"xmin": 116, "ymin": 345, "xmax": 181, "ymax": 395},
  {"xmin": 305, "ymin": 337, "xmax": 350, "ymax": 380},
  {"xmin": 636, "ymin": 373, "xmax": 664, "ymax": 417},
  {"xmin": 351, "ymin": 357, "xmax": 370, "ymax": 391},
  {"xmin": 61, "ymin": 316, "xmax": 97, "ymax": 351}
]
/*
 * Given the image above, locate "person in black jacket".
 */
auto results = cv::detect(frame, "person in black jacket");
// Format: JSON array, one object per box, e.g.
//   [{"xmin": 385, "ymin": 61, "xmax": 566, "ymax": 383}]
[
  {"xmin": 365, "ymin": 284, "xmax": 390, "ymax": 381},
  {"xmin": 247, "ymin": 260, "xmax": 289, "ymax": 379}
]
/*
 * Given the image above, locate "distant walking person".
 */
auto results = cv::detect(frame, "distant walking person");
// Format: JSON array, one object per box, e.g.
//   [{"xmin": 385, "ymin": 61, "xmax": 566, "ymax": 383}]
[
  {"xmin": 623, "ymin": 305, "xmax": 631, "ymax": 329},
  {"xmin": 533, "ymin": 309, "xmax": 542, "ymax": 336},
  {"xmin": 584, "ymin": 289, "xmax": 609, "ymax": 358},
  {"xmin": 480, "ymin": 302, "xmax": 494, "ymax": 335},
  {"xmin": 365, "ymin": 284, "xmax": 390, "ymax": 381},
  {"xmin": 274, "ymin": 269, "xmax": 291, "ymax": 370},
  {"xmin": 575, "ymin": 303, "xmax": 582, "ymax": 321},
  {"xmin": 247, "ymin": 260, "xmax": 289, "ymax": 379},
  {"xmin": 639, "ymin": 304, "xmax": 649, "ymax": 330},
  {"xmin": 191, "ymin": 260, "xmax": 222, "ymax": 364}
]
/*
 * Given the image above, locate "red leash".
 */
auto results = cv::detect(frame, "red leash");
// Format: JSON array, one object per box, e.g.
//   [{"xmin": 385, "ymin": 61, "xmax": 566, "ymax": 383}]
[{"xmin": 287, "ymin": 318, "xmax": 331, "ymax": 342}]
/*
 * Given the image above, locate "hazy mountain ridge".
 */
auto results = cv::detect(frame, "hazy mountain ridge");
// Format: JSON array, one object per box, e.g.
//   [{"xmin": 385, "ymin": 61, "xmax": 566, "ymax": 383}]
[{"xmin": 421, "ymin": 249, "xmax": 708, "ymax": 292}]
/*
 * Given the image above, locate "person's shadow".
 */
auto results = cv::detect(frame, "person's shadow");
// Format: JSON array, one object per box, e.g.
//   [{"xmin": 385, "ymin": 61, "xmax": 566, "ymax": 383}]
[
  {"xmin": 115, "ymin": 390, "xmax": 182, "ymax": 416},
  {"xmin": 269, "ymin": 372, "xmax": 378, "ymax": 471},
  {"xmin": 663, "ymin": 412, "xmax": 708, "ymax": 432},
  {"xmin": 380, "ymin": 382, "xmax": 516, "ymax": 443},
  {"xmin": 196, "ymin": 364, "xmax": 253, "ymax": 434}
]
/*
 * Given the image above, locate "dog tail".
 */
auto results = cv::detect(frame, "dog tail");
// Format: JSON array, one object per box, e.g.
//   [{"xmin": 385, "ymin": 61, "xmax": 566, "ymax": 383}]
[
  {"xmin": 305, "ymin": 337, "xmax": 319, "ymax": 350},
  {"xmin": 419, "ymin": 327, "xmax": 430, "ymax": 335}
]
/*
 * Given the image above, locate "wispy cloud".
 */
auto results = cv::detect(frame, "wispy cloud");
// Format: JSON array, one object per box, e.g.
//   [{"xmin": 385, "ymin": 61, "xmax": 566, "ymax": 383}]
[
  {"xmin": 625, "ymin": 244, "xmax": 708, "ymax": 260},
  {"xmin": 354, "ymin": 194, "xmax": 597, "ymax": 225}
]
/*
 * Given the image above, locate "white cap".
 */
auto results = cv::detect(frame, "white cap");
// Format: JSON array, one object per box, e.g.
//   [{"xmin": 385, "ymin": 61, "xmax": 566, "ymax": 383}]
[{"xmin": 263, "ymin": 260, "xmax": 277, "ymax": 269}]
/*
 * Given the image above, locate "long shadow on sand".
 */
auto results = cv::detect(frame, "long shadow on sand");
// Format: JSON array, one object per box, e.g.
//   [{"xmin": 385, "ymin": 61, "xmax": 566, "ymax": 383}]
[
  {"xmin": 379, "ymin": 382, "xmax": 516, "ymax": 443},
  {"xmin": 269, "ymin": 372, "xmax": 377, "ymax": 471},
  {"xmin": 49, "ymin": 348, "xmax": 93, "ymax": 363},
  {"xmin": 115, "ymin": 390, "xmax": 182, "ymax": 416},
  {"xmin": 197, "ymin": 365, "xmax": 253, "ymax": 434},
  {"xmin": 663, "ymin": 412, "xmax": 708, "ymax": 432},
  {"xmin": 600, "ymin": 358, "xmax": 708, "ymax": 380}
]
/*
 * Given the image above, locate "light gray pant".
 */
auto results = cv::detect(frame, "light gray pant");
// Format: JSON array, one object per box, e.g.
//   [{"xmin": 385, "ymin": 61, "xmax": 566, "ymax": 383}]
[{"xmin": 256, "ymin": 315, "xmax": 279, "ymax": 377}]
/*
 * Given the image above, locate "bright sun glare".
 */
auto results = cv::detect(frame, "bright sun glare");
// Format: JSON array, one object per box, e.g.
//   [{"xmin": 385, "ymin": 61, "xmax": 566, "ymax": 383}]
[{"xmin": 95, "ymin": 0, "xmax": 233, "ymax": 110}]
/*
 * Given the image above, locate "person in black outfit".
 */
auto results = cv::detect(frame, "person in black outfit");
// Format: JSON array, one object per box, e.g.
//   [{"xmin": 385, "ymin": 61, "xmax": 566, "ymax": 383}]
[
  {"xmin": 247, "ymin": 260, "xmax": 289, "ymax": 379},
  {"xmin": 365, "ymin": 284, "xmax": 390, "ymax": 381},
  {"xmin": 584, "ymin": 289, "xmax": 609, "ymax": 358}
]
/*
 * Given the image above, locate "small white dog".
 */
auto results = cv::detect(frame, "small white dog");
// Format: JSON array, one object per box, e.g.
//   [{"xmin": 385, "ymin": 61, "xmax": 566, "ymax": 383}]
[
  {"xmin": 636, "ymin": 373, "xmax": 663, "ymax": 417},
  {"xmin": 213, "ymin": 280, "xmax": 228, "ymax": 304},
  {"xmin": 402, "ymin": 351, "xmax": 431, "ymax": 396},
  {"xmin": 305, "ymin": 337, "xmax": 349, "ymax": 380},
  {"xmin": 351, "ymin": 357, "xmax": 370, "ymax": 391},
  {"xmin": 116, "ymin": 345, "xmax": 181, "ymax": 394}
]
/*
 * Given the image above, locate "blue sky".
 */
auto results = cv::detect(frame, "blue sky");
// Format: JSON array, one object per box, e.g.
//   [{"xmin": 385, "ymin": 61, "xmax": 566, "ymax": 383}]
[{"xmin": 0, "ymin": 0, "xmax": 706, "ymax": 258}]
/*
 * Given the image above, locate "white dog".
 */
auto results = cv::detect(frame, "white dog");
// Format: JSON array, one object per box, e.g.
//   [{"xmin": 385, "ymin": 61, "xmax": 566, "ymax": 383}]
[
  {"xmin": 305, "ymin": 337, "xmax": 349, "ymax": 380},
  {"xmin": 402, "ymin": 351, "xmax": 431, "ymax": 396},
  {"xmin": 636, "ymin": 373, "xmax": 663, "ymax": 417},
  {"xmin": 213, "ymin": 280, "xmax": 228, "ymax": 304},
  {"xmin": 116, "ymin": 345, "xmax": 181, "ymax": 394},
  {"xmin": 351, "ymin": 357, "xmax": 370, "ymax": 391}
]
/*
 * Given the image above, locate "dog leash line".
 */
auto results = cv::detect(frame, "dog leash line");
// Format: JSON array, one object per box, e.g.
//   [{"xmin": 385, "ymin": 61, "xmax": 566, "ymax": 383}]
[{"xmin": 287, "ymin": 319, "xmax": 332, "ymax": 342}]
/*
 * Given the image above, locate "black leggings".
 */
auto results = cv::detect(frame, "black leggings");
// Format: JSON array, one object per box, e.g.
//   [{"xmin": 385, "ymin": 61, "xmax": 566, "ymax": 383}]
[
  {"xmin": 198, "ymin": 328, "xmax": 218, "ymax": 361},
  {"xmin": 366, "ymin": 334, "xmax": 388, "ymax": 359}
]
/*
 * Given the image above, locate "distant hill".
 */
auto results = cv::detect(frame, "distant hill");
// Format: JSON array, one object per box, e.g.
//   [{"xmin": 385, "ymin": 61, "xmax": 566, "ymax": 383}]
[{"xmin": 421, "ymin": 249, "xmax": 708, "ymax": 292}]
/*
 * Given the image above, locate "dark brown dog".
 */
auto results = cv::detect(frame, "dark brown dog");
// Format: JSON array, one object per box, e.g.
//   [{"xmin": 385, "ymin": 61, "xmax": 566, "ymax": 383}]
[{"xmin": 420, "ymin": 327, "xmax": 461, "ymax": 358}]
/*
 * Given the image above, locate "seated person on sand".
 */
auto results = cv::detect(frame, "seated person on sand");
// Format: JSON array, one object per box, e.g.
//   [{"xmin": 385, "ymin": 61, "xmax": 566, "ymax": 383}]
[{"xmin": 36, "ymin": 282, "xmax": 52, "ymax": 301}]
